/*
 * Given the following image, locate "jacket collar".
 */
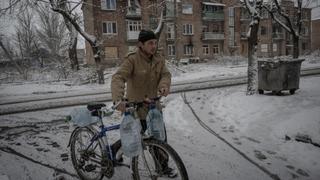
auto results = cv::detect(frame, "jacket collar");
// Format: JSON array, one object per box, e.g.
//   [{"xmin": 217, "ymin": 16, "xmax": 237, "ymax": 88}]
[{"xmin": 137, "ymin": 48, "xmax": 161, "ymax": 64}]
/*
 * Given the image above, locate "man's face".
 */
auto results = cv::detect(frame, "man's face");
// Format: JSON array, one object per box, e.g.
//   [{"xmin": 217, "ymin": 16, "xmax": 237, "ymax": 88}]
[{"xmin": 140, "ymin": 39, "xmax": 157, "ymax": 56}]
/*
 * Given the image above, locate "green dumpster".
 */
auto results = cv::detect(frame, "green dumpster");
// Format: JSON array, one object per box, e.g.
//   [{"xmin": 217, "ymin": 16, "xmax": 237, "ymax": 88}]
[{"xmin": 258, "ymin": 59, "xmax": 304, "ymax": 95}]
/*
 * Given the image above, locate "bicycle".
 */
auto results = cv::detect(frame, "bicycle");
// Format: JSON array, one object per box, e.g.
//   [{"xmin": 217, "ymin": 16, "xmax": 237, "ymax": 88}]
[{"xmin": 67, "ymin": 98, "xmax": 189, "ymax": 180}]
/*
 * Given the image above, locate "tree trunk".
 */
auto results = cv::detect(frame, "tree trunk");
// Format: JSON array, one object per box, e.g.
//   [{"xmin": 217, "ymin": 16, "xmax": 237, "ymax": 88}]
[
  {"xmin": 68, "ymin": 33, "xmax": 79, "ymax": 70},
  {"xmin": 293, "ymin": 35, "xmax": 299, "ymax": 59},
  {"xmin": 247, "ymin": 22, "xmax": 260, "ymax": 95},
  {"xmin": 91, "ymin": 46, "xmax": 105, "ymax": 84},
  {"xmin": 58, "ymin": 0, "xmax": 79, "ymax": 71}
]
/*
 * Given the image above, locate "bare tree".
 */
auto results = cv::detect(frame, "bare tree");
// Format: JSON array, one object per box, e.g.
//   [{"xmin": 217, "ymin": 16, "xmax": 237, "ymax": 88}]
[
  {"xmin": 243, "ymin": 0, "xmax": 263, "ymax": 95},
  {"xmin": 14, "ymin": 8, "xmax": 38, "ymax": 59},
  {"xmin": 36, "ymin": 3, "xmax": 68, "ymax": 58},
  {"xmin": 263, "ymin": 0, "xmax": 304, "ymax": 58},
  {"xmin": 49, "ymin": 0, "xmax": 105, "ymax": 84},
  {"xmin": 0, "ymin": 34, "xmax": 28, "ymax": 79},
  {"xmin": 6, "ymin": 8, "xmax": 40, "ymax": 80},
  {"xmin": 56, "ymin": 0, "xmax": 80, "ymax": 71}
]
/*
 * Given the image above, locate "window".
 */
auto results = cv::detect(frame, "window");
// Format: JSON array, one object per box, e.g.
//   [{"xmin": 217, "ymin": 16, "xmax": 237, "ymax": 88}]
[
  {"xmin": 261, "ymin": 9, "xmax": 268, "ymax": 18},
  {"xmin": 203, "ymin": 45, "xmax": 209, "ymax": 55},
  {"xmin": 184, "ymin": 45, "xmax": 194, "ymax": 55},
  {"xmin": 168, "ymin": 44, "xmax": 175, "ymax": 56},
  {"xmin": 301, "ymin": 27, "xmax": 308, "ymax": 36},
  {"xmin": 261, "ymin": 26, "xmax": 267, "ymax": 35},
  {"xmin": 128, "ymin": 46, "xmax": 137, "ymax": 53},
  {"xmin": 229, "ymin": 7, "xmax": 234, "ymax": 17},
  {"xmin": 240, "ymin": 8, "xmax": 250, "ymax": 19},
  {"xmin": 149, "ymin": 15, "xmax": 158, "ymax": 30},
  {"xmin": 102, "ymin": 21, "xmax": 117, "ymax": 34},
  {"xmin": 261, "ymin": 44, "xmax": 268, "ymax": 53},
  {"xmin": 183, "ymin": 24, "xmax": 193, "ymax": 35},
  {"xmin": 212, "ymin": 24, "xmax": 219, "ymax": 33},
  {"xmin": 273, "ymin": 43, "xmax": 277, "ymax": 52},
  {"xmin": 167, "ymin": 23, "xmax": 175, "ymax": 39},
  {"xmin": 272, "ymin": 25, "xmax": 282, "ymax": 34},
  {"xmin": 127, "ymin": 20, "xmax": 142, "ymax": 31},
  {"xmin": 101, "ymin": 0, "xmax": 116, "ymax": 10},
  {"xmin": 203, "ymin": 5, "xmax": 223, "ymax": 13},
  {"xmin": 105, "ymin": 47, "xmax": 118, "ymax": 58},
  {"xmin": 166, "ymin": 1, "xmax": 174, "ymax": 17},
  {"xmin": 202, "ymin": 25, "xmax": 208, "ymax": 32},
  {"xmin": 182, "ymin": 4, "xmax": 193, "ymax": 14},
  {"xmin": 229, "ymin": 8, "xmax": 235, "ymax": 26},
  {"xmin": 213, "ymin": 44, "xmax": 219, "ymax": 54},
  {"xmin": 229, "ymin": 27, "xmax": 234, "ymax": 46},
  {"xmin": 302, "ymin": 43, "xmax": 306, "ymax": 51}
]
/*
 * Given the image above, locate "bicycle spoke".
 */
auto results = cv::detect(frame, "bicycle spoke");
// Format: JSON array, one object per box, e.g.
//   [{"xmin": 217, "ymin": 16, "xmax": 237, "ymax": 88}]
[{"xmin": 132, "ymin": 139, "xmax": 188, "ymax": 180}]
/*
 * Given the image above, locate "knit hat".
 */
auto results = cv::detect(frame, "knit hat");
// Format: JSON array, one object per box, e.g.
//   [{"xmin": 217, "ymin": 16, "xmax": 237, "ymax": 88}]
[{"xmin": 138, "ymin": 30, "xmax": 156, "ymax": 43}]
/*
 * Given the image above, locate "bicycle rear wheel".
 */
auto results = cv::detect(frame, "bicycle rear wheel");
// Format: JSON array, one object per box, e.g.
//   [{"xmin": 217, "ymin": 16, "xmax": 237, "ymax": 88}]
[
  {"xmin": 132, "ymin": 139, "xmax": 189, "ymax": 180},
  {"xmin": 70, "ymin": 127, "xmax": 105, "ymax": 180}
]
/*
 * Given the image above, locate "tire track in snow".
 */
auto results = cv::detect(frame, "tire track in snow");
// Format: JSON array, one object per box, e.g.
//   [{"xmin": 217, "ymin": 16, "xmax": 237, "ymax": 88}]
[{"xmin": 181, "ymin": 92, "xmax": 281, "ymax": 180}]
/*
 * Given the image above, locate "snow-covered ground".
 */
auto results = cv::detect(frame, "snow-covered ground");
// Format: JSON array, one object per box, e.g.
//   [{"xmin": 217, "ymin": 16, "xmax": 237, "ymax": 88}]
[{"xmin": 0, "ymin": 58, "xmax": 320, "ymax": 180}]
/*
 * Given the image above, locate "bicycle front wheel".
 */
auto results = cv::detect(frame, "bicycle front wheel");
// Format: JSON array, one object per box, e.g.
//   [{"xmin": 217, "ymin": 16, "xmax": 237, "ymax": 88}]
[
  {"xmin": 132, "ymin": 139, "xmax": 189, "ymax": 180},
  {"xmin": 70, "ymin": 127, "xmax": 105, "ymax": 180}
]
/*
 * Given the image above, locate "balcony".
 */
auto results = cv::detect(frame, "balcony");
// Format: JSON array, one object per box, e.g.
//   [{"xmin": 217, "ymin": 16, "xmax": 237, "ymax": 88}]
[
  {"xmin": 272, "ymin": 33, "xmax": 284, "ymax": 39},
  {"xmin": 202, "ymin": 11, "xmax": 224, "ymax": 21},
  {"xmin": 240, "ymin": 16, "xmax": 251, "ymax": 21},
  {"xmin": 240, "ymin": 32, "xmax": 247, "ymax": 39},
  {"xmin": 202, "ymin": 32, "xmax": 224, "ymax": 40},
  {"xmin": 127, "ymin": 31, "xmax": 139, "ymax": 41},
  {"xmin": 126, "ymin": 7, "xmax": 141, "ymax": 19}
]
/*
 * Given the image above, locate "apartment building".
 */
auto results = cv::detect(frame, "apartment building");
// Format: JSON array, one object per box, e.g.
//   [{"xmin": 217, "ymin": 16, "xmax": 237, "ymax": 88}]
[
  {"xmin": 82, "ymin": 0, "xmax": 312, "ymax": 65},
  {"xmin": 310, "ymin": 0, "xmax": 320, "ymax": 51}
]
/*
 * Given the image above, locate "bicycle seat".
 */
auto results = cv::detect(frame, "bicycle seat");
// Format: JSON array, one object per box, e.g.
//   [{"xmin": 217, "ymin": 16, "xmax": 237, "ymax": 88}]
[{"xmin": 87, "ymin": 102, "xmax": 106, "ymax": 111}]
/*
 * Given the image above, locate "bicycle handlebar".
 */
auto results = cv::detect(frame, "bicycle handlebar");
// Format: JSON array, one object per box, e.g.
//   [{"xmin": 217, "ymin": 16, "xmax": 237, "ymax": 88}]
[{"xmin": 112, "ymin": 96, "xmax": 162, "ymax": 109}]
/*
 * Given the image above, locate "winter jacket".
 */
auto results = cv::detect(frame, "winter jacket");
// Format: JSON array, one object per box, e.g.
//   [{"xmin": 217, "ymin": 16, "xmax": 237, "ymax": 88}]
[{"xmin": 111, "ymin": 48, "xmax": 171, "ymax": 119}]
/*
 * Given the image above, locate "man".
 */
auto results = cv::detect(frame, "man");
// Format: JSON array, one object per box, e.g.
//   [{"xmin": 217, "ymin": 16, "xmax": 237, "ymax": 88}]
[
  {"xmin": 111, "ymin": 29, "xmax": 171, "ymax": 129},
  {"xmin": 111, "ymin": 30, "xmax": 175, "ymax": 177}
]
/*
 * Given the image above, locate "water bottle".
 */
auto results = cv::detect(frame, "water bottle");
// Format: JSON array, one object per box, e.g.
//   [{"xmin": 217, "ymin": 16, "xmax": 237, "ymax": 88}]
[
  {"xmin": 69, "ymin": 107, "xmax": 99, "ymax": 127},
  {"xmin": 120, "ymin": 112, "xmax": 142, "ymax": 157},
  {"xmin": 146, "ymin": 105, "xmax": 166, "ymax": 141}
]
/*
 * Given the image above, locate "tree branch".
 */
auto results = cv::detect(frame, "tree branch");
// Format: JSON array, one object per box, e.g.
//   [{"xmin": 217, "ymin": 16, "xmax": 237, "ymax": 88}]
[{"xmin": 49, "ymin": 0, "xmax": 96, "ymax": 47}]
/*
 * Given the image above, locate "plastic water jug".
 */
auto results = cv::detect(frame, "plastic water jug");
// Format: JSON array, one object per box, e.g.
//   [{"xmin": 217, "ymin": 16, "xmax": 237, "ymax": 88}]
[
  {"xmin": 146, "ymin": 105, "xmax": 166, "ymax": 141},
  {"xmin": 120, "ymin": 112, "xmax": 142, "ymax": 157},
  {"xmin": 70, "ymin": 107, "xmax": 99, "ymax": 127}
]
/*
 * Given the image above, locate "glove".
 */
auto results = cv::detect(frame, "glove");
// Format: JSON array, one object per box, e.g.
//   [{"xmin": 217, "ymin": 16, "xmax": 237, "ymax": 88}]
[
  {"xmin": 159, "ymin": 87, "xmax": 169, "ymax": 97},
  {"xmin": 114, "ymin": 101, "xmax": 126, "ymax": 113}
]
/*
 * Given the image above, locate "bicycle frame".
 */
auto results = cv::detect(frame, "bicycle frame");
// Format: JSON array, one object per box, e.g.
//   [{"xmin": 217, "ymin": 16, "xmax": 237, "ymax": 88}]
[
  {"xmin": 68, "ymin": 97, "xmax": 162, "ymax": 162},
  {"xmin": 67, "ymin": 108, "xmax": 121, "ymax": 162},
  {"xmin": 87, "ymin": 123, "xmax": 120, "ymax": 161}
]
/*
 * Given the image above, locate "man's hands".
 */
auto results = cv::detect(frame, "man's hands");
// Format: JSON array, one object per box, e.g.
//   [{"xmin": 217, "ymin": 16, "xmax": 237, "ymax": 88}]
[
  {"xmin": 114, "ymin": 101, "xmax": 126, "ymax": 113},
  {"xmin": 159, "ymin": 87, "xmax": 169, "ymax": 97}
]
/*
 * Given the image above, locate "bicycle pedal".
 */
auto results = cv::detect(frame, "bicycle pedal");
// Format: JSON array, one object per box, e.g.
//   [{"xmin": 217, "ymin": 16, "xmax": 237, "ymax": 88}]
[
  {"xmin": 159, "ymin": 167, "xmax": 178, "ymax": 178},
  {"xmin": 84, "ymin": 164, "xmax": 96, "ymax": 172}
]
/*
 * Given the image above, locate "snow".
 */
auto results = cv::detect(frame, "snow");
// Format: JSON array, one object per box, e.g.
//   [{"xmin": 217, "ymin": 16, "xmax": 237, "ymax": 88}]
[{"xmin": 0, "ymin": 57, "xmax": 320, "ymax": 179}]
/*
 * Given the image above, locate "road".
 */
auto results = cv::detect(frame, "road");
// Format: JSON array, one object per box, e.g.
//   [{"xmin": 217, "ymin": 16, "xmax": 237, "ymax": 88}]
[{"xmin": 1, "ymin": 66, "xmax": 320, "ymax": 115}]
